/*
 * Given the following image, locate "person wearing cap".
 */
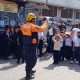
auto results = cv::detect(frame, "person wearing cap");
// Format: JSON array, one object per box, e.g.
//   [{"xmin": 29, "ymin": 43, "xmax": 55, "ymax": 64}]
[
  {"xmin": 70, "ymin": 29, "xmax": 80, "ymax": 64},
  {"xmin": 21, "ymin": 13, "xmax": 48, "ymax": 80}
]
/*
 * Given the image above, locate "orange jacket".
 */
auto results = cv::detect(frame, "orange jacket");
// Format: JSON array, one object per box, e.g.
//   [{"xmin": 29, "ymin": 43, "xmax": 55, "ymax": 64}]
[{"xmin": 21, "ymin": 21, "xmax": 47, "ymax": 44}]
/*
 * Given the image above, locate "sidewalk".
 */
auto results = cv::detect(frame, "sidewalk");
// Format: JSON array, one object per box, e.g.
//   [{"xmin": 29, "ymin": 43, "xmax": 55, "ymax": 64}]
[{"xmin": 0, "ymin": 55, "xmax": 80, "ymax": 80}]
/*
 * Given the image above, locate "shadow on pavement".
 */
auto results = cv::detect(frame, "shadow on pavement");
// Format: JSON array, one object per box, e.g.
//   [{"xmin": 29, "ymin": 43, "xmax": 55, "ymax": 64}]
[
  {"xmin": 44, "ymin": 63, "xmax": 57, "ymax": 70},
  {"xmin": 44, "ymin": 61, "xmax": 80, "ymax": 73},
  {"xmin": 0, "ymin": 60, "xmax": 9, "ymax": 64},
  {"xmin": 0, "ymin": 59, "xmax": 19, "ymax": 71},
  {"xmin": 58, "ymin": 61, "xmax": 80, "ymax": 72},
  {"xmin": 19, "ymin": 77, "xmax": 25, "ymax": 80},
  {"xmin": 38, "ymin": 53, "xmax": 52, "ymax": 61}
]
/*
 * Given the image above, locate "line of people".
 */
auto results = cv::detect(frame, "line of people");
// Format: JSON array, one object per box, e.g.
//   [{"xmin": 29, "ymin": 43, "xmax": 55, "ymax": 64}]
[
  {"xmin": 47, "ymin": 25, "xmax": 80, "ymax": 65},
  {"xmin": 0, "ymin": 25, "xmax": 44, "ymax": 62},
  {"xmin": 0, "ymin": 25, "xmax": 24, "ymax": 64}
]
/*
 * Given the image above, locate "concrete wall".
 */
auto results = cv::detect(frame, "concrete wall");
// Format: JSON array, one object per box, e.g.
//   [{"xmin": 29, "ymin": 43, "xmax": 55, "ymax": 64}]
[{"xmin": 30, "ymin": 0, "xmax": 80, "ymax": 9}]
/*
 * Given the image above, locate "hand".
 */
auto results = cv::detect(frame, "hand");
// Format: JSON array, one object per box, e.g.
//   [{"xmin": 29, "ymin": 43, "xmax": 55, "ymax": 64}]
[
  {"xmin": 44, "ymin": 20, "xmax": 48, "ymax": 26},
  {"xmin": 45, "ymin": 20, "xmax": 48, "ymax": 24},
  {"xmin": 41, "ymin": 20, "xmax": 48, "ymax": 29}
]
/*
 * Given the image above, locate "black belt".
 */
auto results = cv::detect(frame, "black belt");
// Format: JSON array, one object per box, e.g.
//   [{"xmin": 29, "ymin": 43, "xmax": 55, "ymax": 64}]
[{"xmin": 23, "ymin": 35, "xmax": 31, "ymax": 37}]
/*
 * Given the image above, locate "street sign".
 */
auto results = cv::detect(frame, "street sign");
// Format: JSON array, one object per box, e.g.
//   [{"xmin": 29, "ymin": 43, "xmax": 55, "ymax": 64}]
[{"xmin": 0, "ymin": 1, "xmax": 18, "ymax": 13}]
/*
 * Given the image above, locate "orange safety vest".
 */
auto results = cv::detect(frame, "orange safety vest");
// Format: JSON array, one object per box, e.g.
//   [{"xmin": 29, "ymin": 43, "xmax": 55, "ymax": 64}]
[{"xmin": 21, "ymin": 22, "xmax": 45, "ymax": 45}]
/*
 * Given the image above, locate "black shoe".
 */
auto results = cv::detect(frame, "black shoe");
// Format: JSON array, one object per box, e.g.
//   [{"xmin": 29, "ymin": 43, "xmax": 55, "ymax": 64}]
[
  {"xmin": 31, "ymin": 70, "xmax": 36, "ymax": 74},
  {"xmin": 61, "ymin": 58, "xmax": 64, "ymax": 61},
  {"xmin": 25, "ymin": 75, "xmax": 35, "ymax": 80},
  {"xmin": 25, "ymin": 77, "xmax": 30, "ymax": 80},
  {"xmin": 38, "ymin": 54, "xmax": 43, "ymax": 57},
  {"xmin": 22, "ymin": 60, "xmax": 24, "ymax": 64},
  {"xmin": 16, "ymin": 61, "xmax": 20, "ymax": 64},
  {"xmin": 53, "ymin": 62, "xmax": 59, "ymax": 65}
]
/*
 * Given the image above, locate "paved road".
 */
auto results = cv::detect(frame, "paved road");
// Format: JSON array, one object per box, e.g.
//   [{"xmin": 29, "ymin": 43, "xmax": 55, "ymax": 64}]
[{"xmin": 0, "ymin": 55, "xmax": 80, "ymax": 80}]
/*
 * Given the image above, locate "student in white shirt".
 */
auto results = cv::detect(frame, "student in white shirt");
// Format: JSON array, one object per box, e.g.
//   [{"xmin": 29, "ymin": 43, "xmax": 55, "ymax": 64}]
[
  {"xmin": 38, "ymin": 32, "xmax": 44, "ymax": 57},
  {"xmin": 71, "ymin": 28, "xmax": 80, "ymax": 40},
  {"xmin": 65, "ymin": 33, "xmax": 73, "ymax": 60},
  {"xmin": 52, "ymin": 34, "xmax": 62, "ymax": 64},
  {"xmin": 60, "ymin": 33, "xmax": 66, "ymax": 61},
  {"xmin": 77, "ymin": 31, "xmax": 80, "ymax": 65},
  {"xmin": 48, "ymin": 27, "xmax": 54, "ymax": 36},
  {"xmin": 47, "ymin": 27, "xmax": 54, "ymax": 54},
  {"xmin": 70, "ymin": 29, "xmax": 80, "ymax": 64}
]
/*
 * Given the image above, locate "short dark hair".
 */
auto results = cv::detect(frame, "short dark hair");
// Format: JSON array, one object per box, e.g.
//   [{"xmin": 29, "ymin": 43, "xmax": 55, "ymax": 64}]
[
  {"xmin": 14, "ymin": 26, "xmax": 20, "ymax": 30},
  {"xmin": 5, "ymin": 25, "xmax": 10, "ymax": 31}
]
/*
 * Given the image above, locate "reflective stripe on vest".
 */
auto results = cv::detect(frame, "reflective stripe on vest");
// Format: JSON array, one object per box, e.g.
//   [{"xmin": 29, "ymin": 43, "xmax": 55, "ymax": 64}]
[
  {"xmin": 21, "ymin": 25, "xmax": 32, "ymax": 36},
  {"xmin": 21, "ymin": 24, "xmax": 38, "ymax": 45}
]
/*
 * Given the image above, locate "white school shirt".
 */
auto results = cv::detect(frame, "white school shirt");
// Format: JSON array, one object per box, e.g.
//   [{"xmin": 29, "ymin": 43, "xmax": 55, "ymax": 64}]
[
  {"xmin": 48, "ymin": 28, "xmax": 53, "ymax": 36},
  {"xmin": 38, "ymin": 32, "xmax": 44, "ymax": 39},
  {"xmin": 65, "ymin": 38, "xmax": 72, "ymax": 46},
  {"xmin": 73, "ymin": 37, "xmax": 80, "ymax": 47},
  {"xmin": 72, "ymin": 28, "xmax": 80, "ymax": 40},
  {"xmin": 60, "ymin": 39, "xmax": 65, "ymax": 47}
]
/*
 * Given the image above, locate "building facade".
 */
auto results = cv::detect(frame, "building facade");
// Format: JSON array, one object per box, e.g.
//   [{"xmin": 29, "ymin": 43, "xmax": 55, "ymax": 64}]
[
  {"xmin": 0, "ymin": 0, "xmax": 28, "ymax": 28},
  {"xmin": 0, "ymin": 1, "xmax": 18, "ymax": 28},
  {"xmin": 0, "ymin": 0, "xmax": 80, "ymax": 28},
  {"xmin": 30, "ymin": 0, "xmax": 80, "ymax": 23},
  {"xmin": 0, "ymin": 0, "xmax": 41, "ymax": 29}
]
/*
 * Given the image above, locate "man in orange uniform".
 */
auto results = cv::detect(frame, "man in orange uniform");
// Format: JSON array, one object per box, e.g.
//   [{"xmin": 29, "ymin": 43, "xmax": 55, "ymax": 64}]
[{"xmin": 21, "ymin": 13, "xmax": 47, "ymax": 80}]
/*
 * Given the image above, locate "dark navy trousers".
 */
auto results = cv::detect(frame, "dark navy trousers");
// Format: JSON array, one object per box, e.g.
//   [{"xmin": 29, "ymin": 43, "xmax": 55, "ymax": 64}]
[{"xmin": 23, "ymin": 44, "xmax": 37, "ymax": 76}]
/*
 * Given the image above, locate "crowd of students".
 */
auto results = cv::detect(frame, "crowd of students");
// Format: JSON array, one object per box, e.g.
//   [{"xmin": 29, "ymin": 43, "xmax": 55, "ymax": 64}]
[
  {"xmin": 46, "ymin": 24, "xmax": 80, "ymax": 65},
  {"xmin": 0, "ymin": 24, "xmax": 80, "ymax": 66},
  {"xmin": 0, "ymin": 25, "xmax": 46, "ymax": 63},
  {"xmin": 0, "ymin": 25, "xmax": 24, "ymax": 64}
]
